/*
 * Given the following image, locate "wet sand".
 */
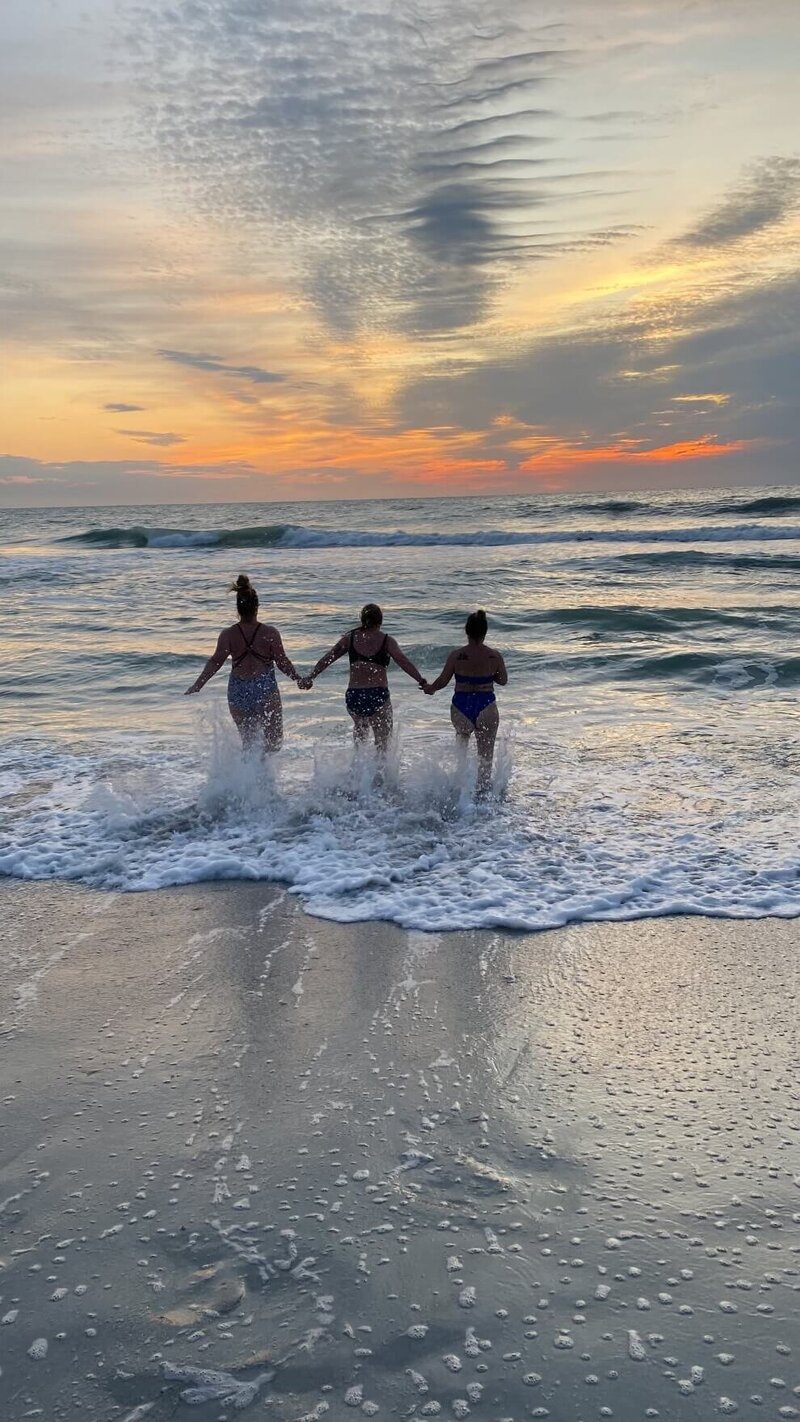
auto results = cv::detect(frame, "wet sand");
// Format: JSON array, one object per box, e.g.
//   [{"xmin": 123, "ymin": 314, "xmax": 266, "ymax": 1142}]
[{"xmin": 1, "ymin": 881, "xmax": 799, "ymax": 1421}]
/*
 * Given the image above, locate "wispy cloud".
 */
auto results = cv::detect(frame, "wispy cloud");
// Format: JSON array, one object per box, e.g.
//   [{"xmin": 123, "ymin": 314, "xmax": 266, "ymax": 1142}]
[
  {"xmin": 158, "ymin": 350, "xmax": 286, "ymax": 385},
  {"xmin": 675, "ymin": 156, "xmax": 800, "ymax": 249},
  {"xmin": 132, "ymin": 1, "xmax": 619, "ymax": 334},
  {"xmin": 0, "ymin": 455, "xmax": 256, "ymax": 502},
  {"xmin": 103, "ymin": 402, "xmax": 145, "ymax": 413},
  {"xmin": 116, "ymin": 429, "xmax": 187, "ymax": 447}
]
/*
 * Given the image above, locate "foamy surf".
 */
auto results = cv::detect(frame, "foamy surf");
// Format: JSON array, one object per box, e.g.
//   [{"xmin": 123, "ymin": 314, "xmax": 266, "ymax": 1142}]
[{"xmin": 1, "ymin": 718, "xmax": 798, "ymax": 932}]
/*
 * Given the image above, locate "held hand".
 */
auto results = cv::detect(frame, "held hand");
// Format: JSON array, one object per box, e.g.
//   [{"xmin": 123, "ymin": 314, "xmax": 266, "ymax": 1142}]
[
  {"xmin": 297, "ymin": 676, "xmax": 313, "ymax": 691},
  {"xmin": 422, "ymin": 682, "xmax": 435, "ymax": 696}
]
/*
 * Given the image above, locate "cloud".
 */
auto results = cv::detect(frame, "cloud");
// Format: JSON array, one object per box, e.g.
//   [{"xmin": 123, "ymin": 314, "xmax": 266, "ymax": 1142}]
[
  {"xmin": 133, "ymin": 1, "xmax": 632, "ymax": 335},
  {"xmin": 675, "ymin": 156, "xmax": 800, "ymax": 249},
  {"xmin": 103, "ymin": 402, "xmax": 145, "ymax": 412},
  {"xmin": 397, "ymin": 258, "xmax": 800, "ymax": 485},
  {"xmin": 116, "ymin": 429, "xmax": 187, "ymax": 446},
  {"xmin": 158, "ymin": 350, "xmax": 286, "ymax": 385},
  {"xmin": 0, "ymin": 455, "xmax": 258, "ymax": 504}
]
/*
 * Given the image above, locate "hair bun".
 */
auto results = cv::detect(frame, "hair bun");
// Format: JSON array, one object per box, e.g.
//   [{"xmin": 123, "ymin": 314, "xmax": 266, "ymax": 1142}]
[{"xmin": 230, "ymin": 574, "xmax": 252, "ymax": 593}]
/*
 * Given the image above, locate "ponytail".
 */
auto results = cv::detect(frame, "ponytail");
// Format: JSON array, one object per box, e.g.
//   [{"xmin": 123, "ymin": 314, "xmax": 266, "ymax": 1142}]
[{"xmin": 230, "ymin": 574, "xmax": 259, "ymax": 620}]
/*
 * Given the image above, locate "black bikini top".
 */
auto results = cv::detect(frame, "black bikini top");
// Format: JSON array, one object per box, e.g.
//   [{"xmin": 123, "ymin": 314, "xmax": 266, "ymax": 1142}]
[
  {"xmin": 348, "ymin": 629, "xmax": 390, "ymax": 667},
  {"xmin": 231, "ymin": 622, "xmax": 272, "ymax": 668}
]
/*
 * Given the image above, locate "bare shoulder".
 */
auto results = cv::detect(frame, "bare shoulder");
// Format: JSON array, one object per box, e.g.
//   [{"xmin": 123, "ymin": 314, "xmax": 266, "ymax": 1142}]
[{"xmin": 486, "ymin": 643, "xmax": 503, "ymax": 659}]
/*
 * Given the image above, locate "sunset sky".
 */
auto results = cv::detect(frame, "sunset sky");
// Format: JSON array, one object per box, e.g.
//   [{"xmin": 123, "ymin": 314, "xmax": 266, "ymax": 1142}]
[{"xmin": 1, "ymin": 0, "xmax": 799, "ymax": 505}]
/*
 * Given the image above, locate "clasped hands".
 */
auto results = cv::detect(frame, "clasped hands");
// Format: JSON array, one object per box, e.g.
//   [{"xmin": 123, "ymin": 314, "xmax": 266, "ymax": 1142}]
[{"xmin": 296, "ymin": 676, "xmax": 434, "ymax": 693}]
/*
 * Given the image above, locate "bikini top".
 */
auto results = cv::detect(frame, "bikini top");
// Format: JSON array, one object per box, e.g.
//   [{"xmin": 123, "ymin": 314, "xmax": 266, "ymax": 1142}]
[
  {"xmin": 455, "ymin": 671, "xmax": 494, "ymax": 684},
  {"xmin": 231, "ymin": 622, "xmax": 272, "ymax": 669},
  {"xmin": 348, "ymin": 629, "xmax": 391, "ymax": 667}
]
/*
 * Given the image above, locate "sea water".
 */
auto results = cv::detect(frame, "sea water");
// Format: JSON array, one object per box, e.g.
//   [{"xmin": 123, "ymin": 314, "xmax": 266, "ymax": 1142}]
[{"xmin": 1, "ymin": 487, "xmax": 799, "ymax": 931}]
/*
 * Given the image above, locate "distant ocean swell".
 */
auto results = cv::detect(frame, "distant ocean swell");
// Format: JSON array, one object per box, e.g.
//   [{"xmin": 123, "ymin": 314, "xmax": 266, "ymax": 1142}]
[
  {"xmin": 529, "ymin": 650, "xmax": 800, "ymax": 686},
  {"xmin": 594, "ymin": 549, "xmax": 800, "ymax": 573},
  {"xmin": 61, "ymin": 521, "xmax": 800, "ymax": 551},
  {"xmin": 528, "ymin": 493, "xmax": 800, "ymax": 518}
]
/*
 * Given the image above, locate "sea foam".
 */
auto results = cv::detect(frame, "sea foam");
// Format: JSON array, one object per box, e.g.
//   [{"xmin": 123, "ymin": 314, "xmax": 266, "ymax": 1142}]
[{"xmin": 0, "ymin": 719, "xmax": 798, "ymax": 933}]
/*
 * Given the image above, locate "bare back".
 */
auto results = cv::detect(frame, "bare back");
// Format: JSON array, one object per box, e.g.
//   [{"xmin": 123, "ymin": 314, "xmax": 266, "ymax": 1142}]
[
  {"xmin": 225, "ymin": 620, "xmax": 283, "ymax": 679},
  {"xmin": 450, "ymin": 641, "xmax": 505, "ymax": 687}
]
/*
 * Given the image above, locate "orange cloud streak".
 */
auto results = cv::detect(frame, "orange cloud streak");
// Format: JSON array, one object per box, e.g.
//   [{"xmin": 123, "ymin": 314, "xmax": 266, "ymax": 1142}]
[
  {"xmin": 517, "ymin": 434, "xmax": 753, "ymax": 474},
  {"xmin": 156, "ymin": 423, "xmax": 762, "ymax": 493}
]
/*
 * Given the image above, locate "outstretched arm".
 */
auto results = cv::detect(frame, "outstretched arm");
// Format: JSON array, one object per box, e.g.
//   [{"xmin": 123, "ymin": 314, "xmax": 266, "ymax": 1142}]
[
  {"xmin": 492, "ymin": 651, "xmax": 508, "ymax": 686},
  {"xmin": 309, "ymin": 635, "xmax": 349, "ymax": 681},
  {"xmin": 424, "ymin": 650, "xmax": 457, "ymax": 694},
  {"xmin": 386, "ymin": 636, "xmax": 427, "ymax": 687},
  {"xmin": 270, "ymin": 628, "xmax": 304, "ymax": 683},
  {"xmin": 185, "ymin": 631, "xmax": 229, "ymax": 694}
]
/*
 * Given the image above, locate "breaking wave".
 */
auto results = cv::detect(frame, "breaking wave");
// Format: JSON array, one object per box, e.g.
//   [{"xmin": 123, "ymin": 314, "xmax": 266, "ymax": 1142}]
[{"xmin": 61, "ymin": 521, "xmax": 800, "ymax": 551}]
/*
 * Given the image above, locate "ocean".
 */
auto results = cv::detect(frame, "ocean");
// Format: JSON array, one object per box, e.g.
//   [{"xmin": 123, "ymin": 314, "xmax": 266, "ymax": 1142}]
[{"xmin": 1, "ymin": 487, "xmax": 799, "ymax": 931}]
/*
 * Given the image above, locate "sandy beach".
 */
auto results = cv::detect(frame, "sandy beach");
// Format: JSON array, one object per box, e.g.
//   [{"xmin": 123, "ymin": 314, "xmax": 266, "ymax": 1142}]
[{"xmin": 0, "ymin": 881, "xmax": 798, "ymax": 1420}]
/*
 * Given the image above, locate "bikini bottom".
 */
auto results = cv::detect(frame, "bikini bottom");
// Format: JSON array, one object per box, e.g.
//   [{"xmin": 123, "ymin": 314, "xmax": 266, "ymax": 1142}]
[
  {"xmin": 451, "ymin": 690, "xmax": 496, "ymax": 727},
  {"xmin": 227, "ymin": 667, "xmax": 278, "ymax": 715},
  {"xmin": 345, "ymin": 686, "xmax": 391, "ymax": 718}
]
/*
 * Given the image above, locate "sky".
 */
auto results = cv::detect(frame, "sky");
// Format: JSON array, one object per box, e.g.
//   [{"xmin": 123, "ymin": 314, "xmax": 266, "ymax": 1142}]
[{"xmin": 1, "ymin": 0, "xmax": 799, "ymax": 505}]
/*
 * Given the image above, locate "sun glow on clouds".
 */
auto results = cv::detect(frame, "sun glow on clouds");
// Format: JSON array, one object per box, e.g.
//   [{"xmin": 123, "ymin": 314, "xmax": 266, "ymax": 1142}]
[{"xmin": 1, "ymin": 0, "xmax": 799, "ymax": 502}]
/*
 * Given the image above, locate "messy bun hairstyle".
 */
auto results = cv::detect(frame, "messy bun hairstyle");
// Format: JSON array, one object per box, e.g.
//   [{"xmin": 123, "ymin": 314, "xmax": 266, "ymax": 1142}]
[
  {"xmin": 360, "ymin": 602, "xmax": 383, "ymax": 629},
  {"xmin": 230, "ymin": 574, "xmax": 258, "ymax": 621},
  {"xmin": 465, "ymin": 608, "xmax": 488, "ymax": 641}
]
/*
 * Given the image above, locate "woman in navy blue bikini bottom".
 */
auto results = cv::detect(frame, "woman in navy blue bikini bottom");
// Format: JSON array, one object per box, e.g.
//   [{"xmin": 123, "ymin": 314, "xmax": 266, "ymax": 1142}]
[
  {"xmin": 308, "ymin": 603, "xmax": 427, "ymax": 752},
  {"xmin": 424, "ymin": 609, "xmax": 507, "ymax": 794}
]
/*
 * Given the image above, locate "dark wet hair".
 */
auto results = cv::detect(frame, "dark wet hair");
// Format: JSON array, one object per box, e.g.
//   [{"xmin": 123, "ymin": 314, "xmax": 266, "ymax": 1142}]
[
  {"xmin": 360, "ymin": 602, "xmax": 383, "ymax": 629},
  {"xmin": 465, "ymin": 608, "xmax": 488, "ymax": 641},
  {"xmin": 230, "ymin": 573, "xmax": 258, "ymax": 620}
]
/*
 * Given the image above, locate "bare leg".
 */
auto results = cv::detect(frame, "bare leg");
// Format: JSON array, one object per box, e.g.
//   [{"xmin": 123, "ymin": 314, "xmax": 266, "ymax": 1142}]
[
  {"xmin": 371, "ymin": 701, "xmax": 393, "ymax": 755},
  {"xmin": 450, "ymin": 702, "xmax": 498, "ymax": 794},
  {"xmin": 229, "ymin": 689, "xmax": 283, "ymax": 753},
  {"xmin": 474, "ymin": 702, "xmax": 499, "ymax": 796},
  {"xmin": 347, "ymin": 711, "xmax": 372, "ymax": 746},
  {"xmin": 229, "ymin": 705, "xmax": 259, "ymax": 750},
  {"xmin": 450, "ymin": 703, "xmax": 475, "ymax": 764},
  {"xmin": 260, "ymin": 689, "xmax": 283, "ymax": 753}
]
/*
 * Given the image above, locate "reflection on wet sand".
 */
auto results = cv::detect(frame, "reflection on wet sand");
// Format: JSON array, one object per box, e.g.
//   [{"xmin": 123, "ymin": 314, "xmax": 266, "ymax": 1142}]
[{"xmin": 0, "ymin": 881, "xmax": 798, "ymax": 1420}]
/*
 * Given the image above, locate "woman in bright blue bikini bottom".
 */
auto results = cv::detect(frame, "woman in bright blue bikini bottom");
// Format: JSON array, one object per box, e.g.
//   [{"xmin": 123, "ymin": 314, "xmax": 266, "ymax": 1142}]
[{"xmin": 424, "ymin": 609, "xmax": 508, "ymax": 795}]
